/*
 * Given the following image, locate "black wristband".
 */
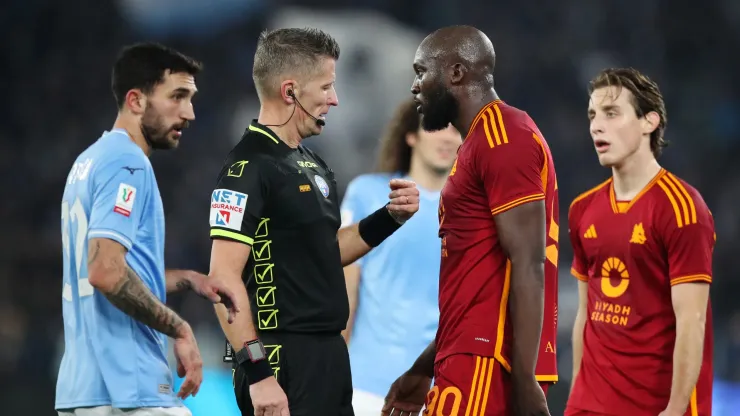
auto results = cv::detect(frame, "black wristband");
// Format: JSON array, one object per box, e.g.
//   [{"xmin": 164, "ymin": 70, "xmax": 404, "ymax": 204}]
[
  {"xmin": 235, "ymin": 339, "xmax": 273, "ymax": 385},
  {"xmin": 358, "ymin": 205, "xmax": 402, "ymax": 247}
]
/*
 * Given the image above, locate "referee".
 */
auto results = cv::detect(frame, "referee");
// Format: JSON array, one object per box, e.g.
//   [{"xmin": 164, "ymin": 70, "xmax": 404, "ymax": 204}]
[{"xmin": 207, "ymin": 28, "xmax": 420, "ymax": 416}]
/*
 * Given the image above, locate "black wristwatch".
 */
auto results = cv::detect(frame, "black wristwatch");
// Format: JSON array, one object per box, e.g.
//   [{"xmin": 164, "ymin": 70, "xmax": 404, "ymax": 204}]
[{"xmin": 235, "ymin": 339, "xmax": 267, "ymax": 365}]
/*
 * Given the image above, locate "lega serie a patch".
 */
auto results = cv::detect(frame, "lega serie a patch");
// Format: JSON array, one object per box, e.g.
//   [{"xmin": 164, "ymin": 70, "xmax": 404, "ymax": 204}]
[
  {"xmin": 113, "ymin": 183, "xmax": 136, "ymax": 217},
  {"xmin": 210, "ymin": 188, "xmax": 248, "ymax": 231},
  {"xmin": 314, "ymin": 175, "xmax": 329, "ymax": 198}
]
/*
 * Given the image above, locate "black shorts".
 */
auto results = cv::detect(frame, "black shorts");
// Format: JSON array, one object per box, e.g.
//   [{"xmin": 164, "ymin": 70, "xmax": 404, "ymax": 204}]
[{"xmin": 233, "ymin": 332, "xmax": 353, "ymax": 416}]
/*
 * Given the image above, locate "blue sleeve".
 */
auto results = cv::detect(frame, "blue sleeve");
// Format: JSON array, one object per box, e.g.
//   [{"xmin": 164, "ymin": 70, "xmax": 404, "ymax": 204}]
[
  {"xmin": 87, "ymin": 152, "xmax": 151, "ymax": 250},
  {"xmin": 341, "ymin": 176, "xmax": 379, "ymax": 267},
  {"xmin": 340, "ymin": 176, "xmax": 373, "ymax": 228}
]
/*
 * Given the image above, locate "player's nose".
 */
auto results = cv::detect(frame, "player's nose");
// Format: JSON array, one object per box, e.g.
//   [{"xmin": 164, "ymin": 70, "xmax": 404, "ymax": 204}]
[
  {"xmin": 410, "ymin": 81, "xmax": 420, "ymax": 95},
  {"xmin": 182, "ymin": 104, "xmax": 195, "ymax": 121},
  {"xmin": 328, "ymin": 90, "xmax": 339, "ymax": 107},
  {"xmin": 590, "ymin": 120, "xmax": 603, "ymax": 136}
]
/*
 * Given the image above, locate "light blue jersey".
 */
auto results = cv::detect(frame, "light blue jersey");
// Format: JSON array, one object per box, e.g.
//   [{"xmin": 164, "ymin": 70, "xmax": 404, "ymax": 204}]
[
  {"xmin": 56, "ymin": 129, "xmax": 180, "ymax": 410},
  {"xmin": 341, "ymin": 173, "xmax": 441, "ymax": 397}
]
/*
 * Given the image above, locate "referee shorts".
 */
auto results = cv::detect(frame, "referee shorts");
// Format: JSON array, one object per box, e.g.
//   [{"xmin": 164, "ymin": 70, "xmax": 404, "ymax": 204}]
[
  {"xmin": 425, "ymin": 354, "xmax": 550, "ymax": 416},
  {"xmin": 233, "ymin": 332, "xmax": 353, "ymax": 416}
]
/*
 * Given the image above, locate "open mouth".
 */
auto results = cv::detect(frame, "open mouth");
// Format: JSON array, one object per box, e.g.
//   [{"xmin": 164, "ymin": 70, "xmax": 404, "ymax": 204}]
[{"xmin": 594, "ymin": 139, "xmax": 610, "ymax": 153}]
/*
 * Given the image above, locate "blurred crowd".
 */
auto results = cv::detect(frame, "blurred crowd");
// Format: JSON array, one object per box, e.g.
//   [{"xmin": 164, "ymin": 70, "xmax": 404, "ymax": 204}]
[{"xmin": 2, "ymin": 0, "xmax": 739, "ymax": 414}]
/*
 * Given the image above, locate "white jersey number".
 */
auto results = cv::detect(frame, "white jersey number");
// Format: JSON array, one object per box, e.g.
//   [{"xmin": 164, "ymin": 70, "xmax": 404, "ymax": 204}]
[{"xmin": 61, "ymin": 198, "xmax": 91, "ymax": 299}]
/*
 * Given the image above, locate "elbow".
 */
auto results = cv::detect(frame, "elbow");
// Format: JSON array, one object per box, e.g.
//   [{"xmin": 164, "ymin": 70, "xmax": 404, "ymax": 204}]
[
  {"xmin": 676, "ymin": 310, "xmax": 707, "ymax": 334},
  {"xmin": 87, "ymin": 266, "xmax": 119, "ymax": 293},
  {"xmin": 509, "ymin": 254, "xmax": 545, "ymax": 287}
]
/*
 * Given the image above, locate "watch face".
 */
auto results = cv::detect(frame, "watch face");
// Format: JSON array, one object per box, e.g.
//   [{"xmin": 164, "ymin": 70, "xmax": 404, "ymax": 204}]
[{"xmin": 245, "ymin": 340, "xmax": 267, "ymax": 362}]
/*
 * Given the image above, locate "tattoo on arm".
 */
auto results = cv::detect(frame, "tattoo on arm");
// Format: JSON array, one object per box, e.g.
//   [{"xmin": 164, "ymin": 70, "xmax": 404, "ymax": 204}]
[
  {"xmin": 88, "ymin": 240, "xmax": 101, "ymax": 265},
  {"xmin": 88, "ymin": 241, "xmax": 185, "ymax": 339},
  {"xmin": 103, "ymin": 265, "xmax": 186, "ymax": 339},
  {"xmin": 175, "ymin": 279, "xmax": 191, "ymax": 291}
]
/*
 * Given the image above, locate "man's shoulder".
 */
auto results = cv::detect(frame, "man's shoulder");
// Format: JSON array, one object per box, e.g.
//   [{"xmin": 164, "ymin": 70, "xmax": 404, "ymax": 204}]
[
  {"xmin": 569, "ymin": 178, "xmax": 613, "ymax": 216},
  {"xmin": 467, "ymin": 100, "xmax": 541, "ymax": 149},
  {"xmin": 220, "ymin": 133, "xmax": 281, "ymax": 174},
  {"xmin": 650, "ymin": 169, "xmax": 712, "ymax": 229},
  {"xmin": 82, "ymin": 138, "xmax": 150, "ymax": 182},
  {"xmin": 347, "ymin": 172, "xmax": 396, "ymax": 191}
]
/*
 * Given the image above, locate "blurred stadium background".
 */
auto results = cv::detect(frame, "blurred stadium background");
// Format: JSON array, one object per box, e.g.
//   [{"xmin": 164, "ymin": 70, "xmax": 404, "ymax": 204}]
[{"xmin": 2, "ymin": 0, "xmax": 739, "ymax": 414}]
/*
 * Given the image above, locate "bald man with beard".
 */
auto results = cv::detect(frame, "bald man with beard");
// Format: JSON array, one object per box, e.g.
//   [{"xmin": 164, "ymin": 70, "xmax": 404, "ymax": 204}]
[{"xmin": 382, "ymin": 26, "xmax": 559, "ymax": 416}]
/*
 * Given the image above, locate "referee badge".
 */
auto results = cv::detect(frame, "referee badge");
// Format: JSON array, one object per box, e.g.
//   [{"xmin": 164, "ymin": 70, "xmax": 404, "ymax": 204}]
[{"xmin": 314, "ymin": 175, "xmax": 330, "ymax": 198}]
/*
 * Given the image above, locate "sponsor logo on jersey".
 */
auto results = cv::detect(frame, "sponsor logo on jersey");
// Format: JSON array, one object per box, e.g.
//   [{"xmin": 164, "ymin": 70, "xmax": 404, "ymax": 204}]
[{"xmin": 210, "ymin": 189, "xmax": 248, "ymax": 231}]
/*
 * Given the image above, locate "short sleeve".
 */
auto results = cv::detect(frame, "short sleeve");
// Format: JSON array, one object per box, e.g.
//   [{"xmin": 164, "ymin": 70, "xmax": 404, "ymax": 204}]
[
  {"xmin": 473, "ymin": 122, "xmax": 545, "ymax": 216},
  {"xmin": 661, "ymin": 188, "xmax": 715, "ymax": 286},
  {"xmin": 87, "ymin": 152, "xmax": 151, "ymax": 251},
  {"xmin": 568, "ymin": 205, "xmax": 588, "ymax": 281},
  {"xmin": 209, "ymin": 158, "xmax": 270, "ymax": 246},
  {"xmin": 340, "ymin": 176, "xmax": 377, "ymax": 267},
  {"xmin": 340, "ymin": 176, "xmax": 373, "ymax": 228}
]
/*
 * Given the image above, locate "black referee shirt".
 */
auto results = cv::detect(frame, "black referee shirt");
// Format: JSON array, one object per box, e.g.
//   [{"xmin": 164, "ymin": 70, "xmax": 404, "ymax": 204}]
[{"xmin": 209, "ymin": 120, "xmax": 348, "ymax": 334}]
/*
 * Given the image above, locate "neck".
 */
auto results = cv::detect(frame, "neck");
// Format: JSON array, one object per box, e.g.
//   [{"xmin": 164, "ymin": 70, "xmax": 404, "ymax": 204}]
[
  {"xmin": 611, "ymin": 149, "xmax": 662, "ymax": 200},
  {"xmin": 112, "ymin": 113, "xmax": 151, "ymax": 156},
  {"xmin": 454, "ymin": 86, "xmax": 499, "ymax": 140},
  {"xmin": 408, "ymin": 157, "xmax": 448, "ymax": 192},
  {"xmin": 257, "ymin": 103, "xmax": 303, "ymax": 148}
]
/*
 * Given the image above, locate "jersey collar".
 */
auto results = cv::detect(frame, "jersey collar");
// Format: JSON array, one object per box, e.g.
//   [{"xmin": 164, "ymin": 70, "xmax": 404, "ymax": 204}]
[{"xmin": 248, "ymin": 120, "xmax": 281, "ymax": 145}]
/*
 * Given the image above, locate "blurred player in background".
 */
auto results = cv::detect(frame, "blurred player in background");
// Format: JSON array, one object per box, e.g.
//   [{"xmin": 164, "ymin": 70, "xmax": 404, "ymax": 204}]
[
  {"xmin": 383, "ymin": 25, "xmax": 559, "ymax": 416},
  {"xmin": 56, "ymin": 43, "xmax": 239, "ymax": 416},
  {"xmin": 340, "ymin": 98, "xmax": 461, "ymax": 416},
  {"xmin": 566, "ymin": 68, "xmax": 714, "ymax": 416}
]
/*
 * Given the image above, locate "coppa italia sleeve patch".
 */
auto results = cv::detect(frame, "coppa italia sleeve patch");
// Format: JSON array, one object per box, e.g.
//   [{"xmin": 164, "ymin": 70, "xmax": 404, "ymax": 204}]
[
  {"xmin": 114, "ymin": 183, "xmax": 137, "ymax": 217},
  {"xmin": 210, "ymin": 189, "xmax": 248, "ymax": 231}
]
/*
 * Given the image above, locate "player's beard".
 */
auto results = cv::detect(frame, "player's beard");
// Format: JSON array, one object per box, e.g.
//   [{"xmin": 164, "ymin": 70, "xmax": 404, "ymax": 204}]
[
  {"xmin": 140, "ymin": 103, "xmax": 187, "ymax": 150},
  {"xmin": 421, "ymin": 83, "xmax": 458, "ymax": 132}
]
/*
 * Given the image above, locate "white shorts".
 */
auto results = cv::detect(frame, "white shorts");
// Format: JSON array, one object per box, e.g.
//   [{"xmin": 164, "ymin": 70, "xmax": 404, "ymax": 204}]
[
  {"xmin": 58, "ymin": 406, "xmax": 191, "ymax": 416},
  {"xmin": 352, "ymin": 389, "xmax": 386, "ymax": 416},
  {"xmin": 353, "ymin": 389, "xmax": 428, "ymax": 416}
]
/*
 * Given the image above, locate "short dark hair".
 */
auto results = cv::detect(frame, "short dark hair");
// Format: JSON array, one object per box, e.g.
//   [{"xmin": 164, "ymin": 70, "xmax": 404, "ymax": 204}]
[
  {"xmin": 376, "ymin": 99, "xmax": 420, "ymax": 174},
  {"xmin": 112, "ymin": 42, "xmax": 202, "ymax": 108},
  {"xmin": 252, "ymin": 28, "xmax": 340, "ymax": 99},
  {"xmin": 589, "ymin": 67, "xmax": 668, "ymax": 157}
]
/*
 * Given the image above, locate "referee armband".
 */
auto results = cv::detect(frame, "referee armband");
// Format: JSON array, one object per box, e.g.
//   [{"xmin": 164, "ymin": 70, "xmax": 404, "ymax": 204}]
[{"xmin": 358, "ymin": 205, "xmax": 402, "ymax": 247}]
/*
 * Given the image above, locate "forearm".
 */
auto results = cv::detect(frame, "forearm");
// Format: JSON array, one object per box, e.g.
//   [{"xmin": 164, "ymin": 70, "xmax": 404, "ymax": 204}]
[
  {"xmin": 570, "ymin": 310, "xmax": 587, "ymax": 390},
  {"xmin": 408, "ymin": 340, "xmax": 436, "ymax": 378},
  {"xmin": 97, "ymin": 264, "xmax": 187, "ymax": 339},
  {"xmin": 509, "ymin": 260, "xmax": 545, "ymax": 379},
  {"xmin": 341, "ymin": 264, "xmax": 361, "ymax": 343},
  {"xmin": 165, "ymin": 269, "xmax": 194, "ymax": 293},
  {"xmin": 667, "ymin": 316, "xmax": 706, "ymax": 412},
  {"xmin": 338, "ymin": 223, "xmax": 371, "ymax": 266},
  {"xmin": 214, "ymin": 277, "xmax": 257, "ymax": 352}
]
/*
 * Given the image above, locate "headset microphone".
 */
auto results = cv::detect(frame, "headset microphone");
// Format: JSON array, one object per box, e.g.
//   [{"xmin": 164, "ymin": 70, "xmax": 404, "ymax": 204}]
[{"xmin": 287, "ymin": 90, "xmax": 326, "ymax": 127}]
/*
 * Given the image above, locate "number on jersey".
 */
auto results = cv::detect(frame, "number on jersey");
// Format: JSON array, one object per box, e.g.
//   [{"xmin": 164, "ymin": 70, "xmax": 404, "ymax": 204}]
[{"xmin": 61, "ymin": 197, "xmax": 92, "ymax": 299}]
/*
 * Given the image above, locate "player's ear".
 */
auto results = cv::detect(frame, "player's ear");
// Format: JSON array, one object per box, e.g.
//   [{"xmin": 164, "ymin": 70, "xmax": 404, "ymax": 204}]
[
  {"xmin": 125, "ymin": 89, "xmax": 146, "ymax": 115},
  {"xmin": 450, "ymin": 63, "xmax": 466, "ymax": 85},
  {"xmin": 642, "ymin": 111, "xmax": 660, "ymax": 135},
  {"xmin": 406, "ymin": 131, "xmax": 419, "ymax": 148},
  {"xmin": 280, "ymin": 81, "xmax": 296, "ymax": 104}
]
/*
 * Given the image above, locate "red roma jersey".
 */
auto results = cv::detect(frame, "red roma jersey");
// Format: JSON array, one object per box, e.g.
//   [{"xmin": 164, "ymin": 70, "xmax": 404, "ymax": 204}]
[
  {"xmin": 437, "ymin": 100, "xmax": 559, "ymax": 382},
  {"xmin": 567, "ymin": 169, "xmax": 715, "ymax": 416}
]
